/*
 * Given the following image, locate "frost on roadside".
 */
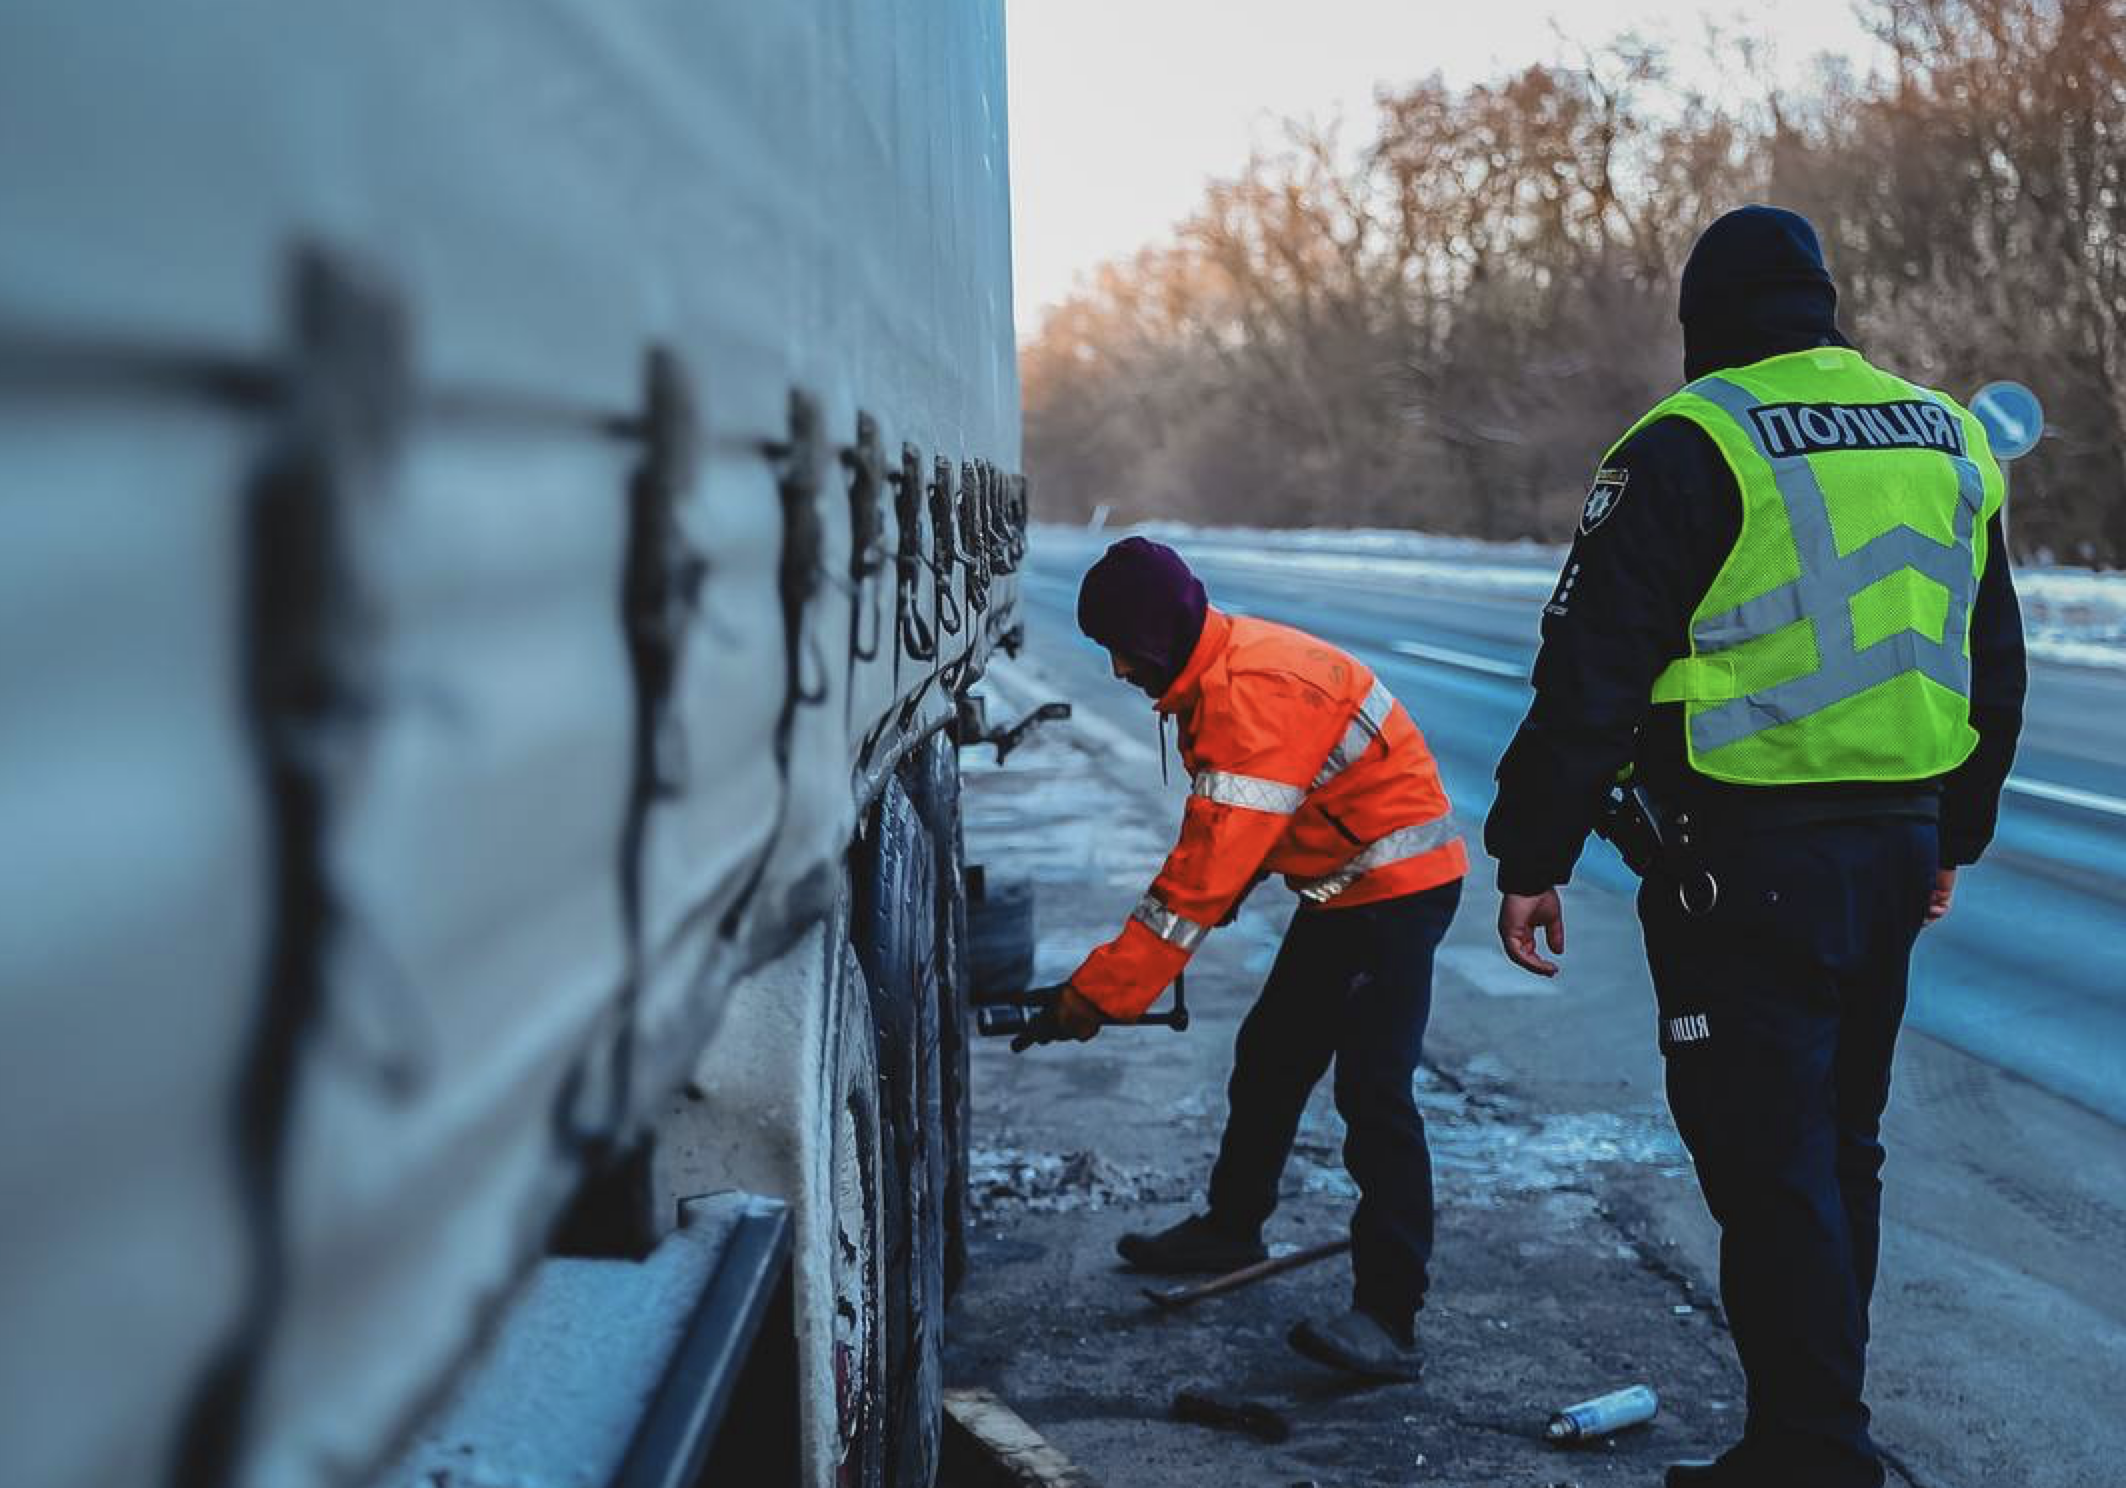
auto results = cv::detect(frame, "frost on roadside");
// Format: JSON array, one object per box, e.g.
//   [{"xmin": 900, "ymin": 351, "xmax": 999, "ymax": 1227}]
[{"xmin": 1037, "ymin": 521, "xmax": 2126, "ymax": 673}]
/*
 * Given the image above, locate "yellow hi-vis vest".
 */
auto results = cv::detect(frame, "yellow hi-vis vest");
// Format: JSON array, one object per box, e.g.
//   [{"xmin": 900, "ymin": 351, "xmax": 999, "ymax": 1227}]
[{"xmin": 1612, "ymin": 346, "xmax": 2006, "ymax": 786}]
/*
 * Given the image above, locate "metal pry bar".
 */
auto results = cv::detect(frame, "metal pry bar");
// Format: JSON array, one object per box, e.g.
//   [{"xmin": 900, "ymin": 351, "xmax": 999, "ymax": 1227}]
[
  {"xmin": 974, "ymin": 974, "xmax": 1189, "ymax": 1038},
  {"xmin": 1140, "ymin": 1238, "xmax": 1352, "ymax": 1310}
]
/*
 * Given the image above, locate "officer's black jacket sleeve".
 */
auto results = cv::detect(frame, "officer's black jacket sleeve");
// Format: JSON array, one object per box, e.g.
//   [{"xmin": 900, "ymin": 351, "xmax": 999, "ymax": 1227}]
[
  {"xmin": 1484, "ymin": 419, "xmax": 1737, "ymax": 894},
  {"xmin": 1939, "ymin": 514, "xmax": 2025, "ymax": 867}
]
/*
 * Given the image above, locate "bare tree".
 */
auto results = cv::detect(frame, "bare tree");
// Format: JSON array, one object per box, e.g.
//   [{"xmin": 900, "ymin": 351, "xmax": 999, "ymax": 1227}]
[{"xmin": 1023, "ymin": 10, "xmax": 2126, "ymax": 562}]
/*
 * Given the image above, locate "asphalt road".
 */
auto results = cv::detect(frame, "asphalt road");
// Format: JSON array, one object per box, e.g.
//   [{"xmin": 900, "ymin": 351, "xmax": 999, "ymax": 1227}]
[
  {"xmin": 1023, "ymin": 528, "xmax": 2126, "ymax": 1129},
  {"xmin": 953, "ymin": 530, "xmax": 2126, "ymax": 1487}
]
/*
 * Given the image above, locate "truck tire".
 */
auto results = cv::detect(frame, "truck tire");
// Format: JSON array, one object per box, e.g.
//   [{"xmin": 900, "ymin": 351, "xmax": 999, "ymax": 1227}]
[
  {"xmin": 854, "ymin": 778, "xmax": 946, "ymax": 1488},
  {"xmin": 936, "ymin": 811, "xmax": 972, "ymax": 1300},
  {"xmin": 827, "ymin": 943, "xmax": 891, "ymax": 1488},
  {"xmin": 652, "ymin": 917, "xmax": 893, "ymax": 1486},
  {"xmin": 904, "ymin": 734, "xmax": 973, "ymax": 1297}
]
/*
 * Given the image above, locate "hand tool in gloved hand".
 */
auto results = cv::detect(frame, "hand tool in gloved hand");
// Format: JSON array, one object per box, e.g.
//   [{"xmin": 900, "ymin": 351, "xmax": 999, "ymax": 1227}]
[
  {"xmin": 999, "ymin": 983, "xmax": 1102, "ymax": 1050},
  {"xmin": 982, "ymin": 973, "xmax": 1191, "ymax": 1051},
  {"xmin": 1170, "ymin": 1389, "xmax": 1292, "ymax": 1444},
  {"xmin": 1140, "ymin": 1237, "xmax": 1352, "ymax": 1309}
]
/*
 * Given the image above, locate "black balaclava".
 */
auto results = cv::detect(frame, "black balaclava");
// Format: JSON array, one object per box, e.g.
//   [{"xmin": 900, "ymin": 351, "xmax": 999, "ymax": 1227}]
[{"xmin": 1679, "ymin": 204, "xmax": 1852, "ymax": 381}]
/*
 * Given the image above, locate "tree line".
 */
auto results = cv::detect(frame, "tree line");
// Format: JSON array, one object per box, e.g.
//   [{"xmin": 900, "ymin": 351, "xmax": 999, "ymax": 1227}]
[{"xmin": 1021, "ymin": 0, "xmax": 2126, "ymax": 565}]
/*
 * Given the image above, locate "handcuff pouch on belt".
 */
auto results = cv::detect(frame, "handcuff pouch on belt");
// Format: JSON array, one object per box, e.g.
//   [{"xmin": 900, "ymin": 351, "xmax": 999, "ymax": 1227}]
[{"xmin": 1597, "ymin": 780, "xmax": 1720, "ymax": 916}]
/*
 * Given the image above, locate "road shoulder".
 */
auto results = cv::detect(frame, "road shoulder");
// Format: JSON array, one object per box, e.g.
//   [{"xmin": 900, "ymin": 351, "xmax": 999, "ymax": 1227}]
[{"xmin": 950, "ymin": 655, "xmax": 2126, "ymax": 1487}]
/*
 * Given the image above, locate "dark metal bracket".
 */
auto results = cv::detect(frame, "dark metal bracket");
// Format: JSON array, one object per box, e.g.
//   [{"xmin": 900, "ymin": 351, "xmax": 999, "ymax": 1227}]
[
  {"xmin": 601, "ymin": 344, "xmax": 708, "ymax": 1192},
  {"xmin": 889, "ymin": 441, "xmax": 937, "ymax": 668},
  {"xmin": 958, "ymin": 458, "xmax": 990, "ymax": 614},
  {"xmin": 927, "ymin": 454, "xmax": 963, "ymax": 637},
  {"xmin": 841, "ymin": 411, "xmax": 888, "ymax": 664},
  {"xmin": 720, "ymin": 387, "xmax": 832, "ymax": 941},
  {"xmin": 770, "ymin": 389, "xmax": 830, "ymax": 708},
  {"xmin": 178, "ymin": 241, "xmax": 414, "ymax": 1488},
  {"xmin": 999, "ymin": 470, "xmax": 1028, "ymax": 571},
  {"xmin": 953, "ymin": 692, "xmax": 1071, "ymax": 764},
  {"xmin": 621, "ymin": 347, "xmax": 707, "ymax": 800}
]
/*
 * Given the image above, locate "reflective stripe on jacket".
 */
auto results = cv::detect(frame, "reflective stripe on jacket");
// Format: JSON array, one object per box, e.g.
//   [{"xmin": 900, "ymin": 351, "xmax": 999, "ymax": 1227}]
[{"xmin": 1071, "ymin": 609, "xmax": 1466, "ymax": 1019}]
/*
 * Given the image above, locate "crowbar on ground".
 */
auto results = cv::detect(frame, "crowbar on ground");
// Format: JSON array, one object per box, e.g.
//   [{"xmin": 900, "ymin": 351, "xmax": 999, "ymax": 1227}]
[
  {"xmin": 1170, "ymin": 1388, "xmax": 1292, "ymax": 1443},
  {"xmin": 1139, "ymin": 1238, "xmax": 1353, "ymax": 1310}
]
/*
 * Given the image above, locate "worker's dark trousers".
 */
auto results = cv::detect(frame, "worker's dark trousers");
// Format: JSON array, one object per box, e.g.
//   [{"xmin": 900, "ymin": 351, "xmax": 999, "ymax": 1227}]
[
  {"xmin": 1207, "ymin": 878, "xmax": 1461, "ymax": 1334},
  {"xmin": 1640, "ymin": 816, "xmax": 1937, "ymax": 1488}
]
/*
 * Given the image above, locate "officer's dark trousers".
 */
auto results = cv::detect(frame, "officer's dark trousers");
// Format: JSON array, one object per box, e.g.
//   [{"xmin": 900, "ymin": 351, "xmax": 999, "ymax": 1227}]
[
  {"xmin": 1207, "ymin": 879, "xmax": 1461, "ymax": 1334},
  {"xmin": 1640, "ymin": 816, "xmax": 1936, "ymax": 1488}
]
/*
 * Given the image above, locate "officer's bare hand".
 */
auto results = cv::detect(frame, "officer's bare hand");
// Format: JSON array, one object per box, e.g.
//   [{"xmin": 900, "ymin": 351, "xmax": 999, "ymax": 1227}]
[
  {"xmin": 1498, "ymin": 890, "xmax": 1565, "ymax": 977},
  {"xmin": 1923, "ymin": 868, "xmax": 1957, "ymax": 926}
]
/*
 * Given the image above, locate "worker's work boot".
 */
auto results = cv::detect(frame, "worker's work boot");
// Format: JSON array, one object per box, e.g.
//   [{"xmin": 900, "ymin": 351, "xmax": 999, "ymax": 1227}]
[
  {"xmin": 1114, "ymin": 1213, "xmax": 1265, "ymax": 1274},
  {"xmin": 1286, "ymin": 1308, "xmax": 1422, "ymax": 1382}
]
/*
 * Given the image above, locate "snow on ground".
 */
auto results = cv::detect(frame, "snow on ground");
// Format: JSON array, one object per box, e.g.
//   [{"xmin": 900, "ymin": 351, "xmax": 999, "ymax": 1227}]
[
  {"xmin": 2018, "ymin": 569, "xmax": 2126, "ymax": 669},
  {"xmin": 1049, "ymin": 521, "xmax": 2126, "ymax": 670},
  {"xmin": 1126, "ymin": 520, "xmax": 1563, "ymax": 603}
]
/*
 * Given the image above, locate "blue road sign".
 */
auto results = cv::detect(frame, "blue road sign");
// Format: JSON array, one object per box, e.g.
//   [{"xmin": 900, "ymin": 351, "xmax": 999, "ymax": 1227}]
[{"xmin": 1971, "ymin": 381, "xmax": 2044, "ymax": 460}]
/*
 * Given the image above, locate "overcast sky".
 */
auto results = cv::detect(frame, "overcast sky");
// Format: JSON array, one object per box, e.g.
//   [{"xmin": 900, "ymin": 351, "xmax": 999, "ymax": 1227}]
[{"xmin": 1005, "ymin": 0, "xmax": 1884, "ymax": 338}]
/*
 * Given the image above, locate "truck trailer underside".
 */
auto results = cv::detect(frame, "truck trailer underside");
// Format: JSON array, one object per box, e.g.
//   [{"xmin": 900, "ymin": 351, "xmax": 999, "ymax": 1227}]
[{"xmin": 0, "ymin": 4, "xmax": 1022, "ymax": 1485}]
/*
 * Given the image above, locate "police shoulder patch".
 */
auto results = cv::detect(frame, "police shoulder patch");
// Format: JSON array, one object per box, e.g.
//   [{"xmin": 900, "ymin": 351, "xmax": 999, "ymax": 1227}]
[{"xmin": 1579, "ymin": 467, "xmax": 1628, "ymax": 535}]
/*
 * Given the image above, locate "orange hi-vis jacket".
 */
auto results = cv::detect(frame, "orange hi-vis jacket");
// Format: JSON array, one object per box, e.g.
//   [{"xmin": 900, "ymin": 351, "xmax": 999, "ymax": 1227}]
[{"xmin": 1071, "ymin": 608, "xmax": 1467, "ymax": 1020}]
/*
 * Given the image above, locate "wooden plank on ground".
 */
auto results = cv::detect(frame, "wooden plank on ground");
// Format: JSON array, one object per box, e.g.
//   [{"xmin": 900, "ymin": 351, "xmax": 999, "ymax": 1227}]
[{"xmin": 940, "ymin": 1387, "xmax": 1104, "ymax": 1488}]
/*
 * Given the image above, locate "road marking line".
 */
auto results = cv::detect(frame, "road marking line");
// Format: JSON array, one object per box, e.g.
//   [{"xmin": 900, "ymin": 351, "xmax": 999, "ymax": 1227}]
[
  {"xmin": 1381, "ymin": 639, "xmax": 2126, "ymax": 820},
  {"xmin": 2004, "ymin": 775, "xmax": 2126, "ymax": 819},
  {"xmin": 1389, "ymin": 638, "xmax": 1528, "ymax": 680}
]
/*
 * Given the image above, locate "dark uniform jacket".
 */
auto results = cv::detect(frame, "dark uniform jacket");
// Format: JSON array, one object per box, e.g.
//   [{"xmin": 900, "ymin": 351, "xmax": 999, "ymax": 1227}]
[{"xmin": 1486, "ymin": 308, "xmax": 2028, "ymax": 896}]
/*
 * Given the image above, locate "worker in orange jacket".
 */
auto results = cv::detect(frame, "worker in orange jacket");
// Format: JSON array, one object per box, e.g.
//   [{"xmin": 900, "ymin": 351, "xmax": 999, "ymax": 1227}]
[{"xmin": 1024, "ymin": 537, "xmax": 1466, "ymax": 1381}]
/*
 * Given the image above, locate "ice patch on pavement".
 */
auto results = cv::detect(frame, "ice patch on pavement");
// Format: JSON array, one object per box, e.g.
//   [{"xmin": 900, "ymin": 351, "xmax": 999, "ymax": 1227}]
[
  {"xmin": 1428, "ymin": 1108, "xmax": 1691, "ymax": 1202},
  {"xmin": 968, "ymin": 1145, "xmax": 1174, "ymax": 1215},
  {"xmin": 1455, "ymin": 1052, "xmax": 1514, "ymax": 1084},
  {"xmin": 1166, "ymin": 1090, "xmax": 1215, "ymax": 1121},
  {"xmin": 1284, "ymin": 1065, "xmax": 1691, "ymax": 1211},
  {"xmin": 1293, "ymin": 1156, "xmax": 1360, "ymax": 1199},
  {"xmin": 1417, "ymin": 1064, "xmax": 1692, "ymax": 1205}
]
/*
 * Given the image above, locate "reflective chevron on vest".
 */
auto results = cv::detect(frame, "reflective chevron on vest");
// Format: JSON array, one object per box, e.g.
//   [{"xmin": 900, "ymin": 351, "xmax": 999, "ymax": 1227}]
[{"xmin": 1614, "ymin": 348, "xmax": 2005, "ymax": 785}]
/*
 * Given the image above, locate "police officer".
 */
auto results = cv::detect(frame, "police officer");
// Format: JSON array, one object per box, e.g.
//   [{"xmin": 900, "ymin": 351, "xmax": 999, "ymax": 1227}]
[
  {"xmin": 1485, "ymin": 206, "xmax": 2026, "ymax": 1487},
  {"xmin": 1018, "ymin": 537, "xmax": 1466, "ymax": 1381}
]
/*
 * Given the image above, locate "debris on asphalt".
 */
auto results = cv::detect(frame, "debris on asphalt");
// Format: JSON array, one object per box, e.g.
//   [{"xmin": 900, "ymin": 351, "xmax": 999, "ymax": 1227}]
[
  {"xmin": 968, "ymin": 1144, "xmax": 1170, "ymax": 1215},
  {"xmin": 1170, "ymin": 1389, "xmax": 1292, "ymax": 1444},
  {"xmin": 1545, "ymin": 1384, "xmax": 1660, "ymax": 1444}
]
